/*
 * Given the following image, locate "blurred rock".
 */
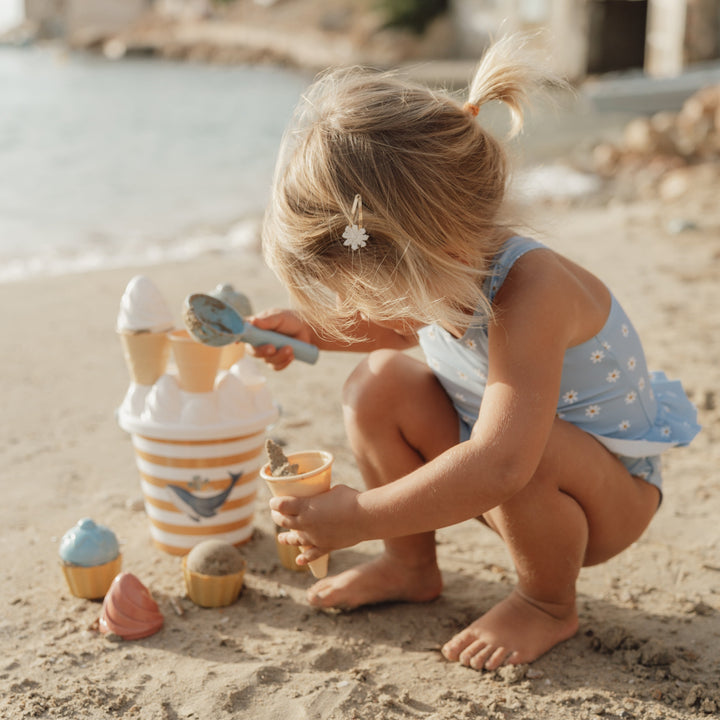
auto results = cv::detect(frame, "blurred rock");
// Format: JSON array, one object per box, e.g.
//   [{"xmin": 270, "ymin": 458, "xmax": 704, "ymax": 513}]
[
  {"xmin": 623, "ymin": 117, "xmax": 674, "ymax": 155},
  {"xmin": 593, "ymin": 143, "xmax": 621, "ymax": 176},
  {"xmin": 591, "ymin": 83, "xmax": 720, "ymax": 202}
]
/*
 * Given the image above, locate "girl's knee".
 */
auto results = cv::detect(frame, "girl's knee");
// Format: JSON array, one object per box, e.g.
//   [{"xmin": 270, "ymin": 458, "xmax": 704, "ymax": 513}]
[
  {"xmin": 343, "ymin": 349, "xmax": 406, "ymax": 415},
  {"xmin": 343, "ymin": 350, "xmax": 458, "ymax": 454}
]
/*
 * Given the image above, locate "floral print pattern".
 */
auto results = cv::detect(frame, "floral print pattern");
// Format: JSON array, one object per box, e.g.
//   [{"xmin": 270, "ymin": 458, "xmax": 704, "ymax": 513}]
[{"xmin": 417, "ymin": 236, "xmax": 700, "ymax": 461}]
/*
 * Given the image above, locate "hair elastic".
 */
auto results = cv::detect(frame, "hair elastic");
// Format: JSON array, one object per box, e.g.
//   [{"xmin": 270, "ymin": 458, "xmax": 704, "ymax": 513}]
[
  {"xmin": 342, "ymin": 193, "xmax": 369, "ymax": 251},
  {"xmin": 463, "ymin": 102, "xmax": 480, "ymax": 117}
]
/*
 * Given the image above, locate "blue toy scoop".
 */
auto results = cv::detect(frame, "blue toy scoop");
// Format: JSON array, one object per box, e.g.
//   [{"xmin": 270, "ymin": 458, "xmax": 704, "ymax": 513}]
[{"xmin": 183, "ymin": 293, "xmax": 319, "ymax": 365}]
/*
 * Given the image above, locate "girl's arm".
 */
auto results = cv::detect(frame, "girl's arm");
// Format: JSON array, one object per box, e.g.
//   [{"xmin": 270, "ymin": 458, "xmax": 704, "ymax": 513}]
[
  {"xmin": 272, "ymin": 250, "xmax": 596, "ymax": 555},
  {"xmin": 249, "ymin": 309, "xmax": 419, "ymax": 370}
]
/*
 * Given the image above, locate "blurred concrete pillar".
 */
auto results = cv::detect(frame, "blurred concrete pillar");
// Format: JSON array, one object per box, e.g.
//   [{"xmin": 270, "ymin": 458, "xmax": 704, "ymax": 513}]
[
  {"xmin": 448, "ymin": 0, "xmax": 589, "ymax": 78},
  {"xmin": 449, "ymin": 0, "xmax": 506, "ymax": 58},
  {"xmin": 548, "ymin": 0, "xmax": 588, "ymax": 80},
  {"xmin": 645, "ymin": 0, "xmax": 687, "ymax": 76}
]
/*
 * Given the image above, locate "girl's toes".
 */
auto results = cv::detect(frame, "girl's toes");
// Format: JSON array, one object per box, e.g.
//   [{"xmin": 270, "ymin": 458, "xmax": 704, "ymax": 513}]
[
  {"xmin": 441, "ymin": 640, "xmax": 461, "ymax": 661},
  {"xmin": 468, "ymin": 644, "xmax": 495, "ymax": 670},
  {"xmin": 484, "ymin": 646, "xmax": 513, "ymax": 671},
  {"xmin": 458, "ymin": 639, "xmax": 486, "ymax": 667}
]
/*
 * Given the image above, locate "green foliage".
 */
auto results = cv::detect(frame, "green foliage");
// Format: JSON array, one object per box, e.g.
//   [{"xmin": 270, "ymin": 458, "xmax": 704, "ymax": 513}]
[{"xmin": 377, "ymin": 0, "xmax": 449, "ymax": 34}]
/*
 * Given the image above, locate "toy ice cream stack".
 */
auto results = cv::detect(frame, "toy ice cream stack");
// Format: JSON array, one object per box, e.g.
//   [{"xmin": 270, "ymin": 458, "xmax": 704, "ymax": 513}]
[
  {"xmin": 260, "ymin": 440, "xmax": 334, "ymax": 578},
  {"xmin": 59, "ymin": 518, "xmax": 122, "ymax": 599},
  {"xmin": 116, "ymin": 276, "xmax": 278, "ymax": 555}
]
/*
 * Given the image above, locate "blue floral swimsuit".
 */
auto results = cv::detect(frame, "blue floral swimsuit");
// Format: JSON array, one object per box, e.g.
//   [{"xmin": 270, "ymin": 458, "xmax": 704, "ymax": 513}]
[{"xmin": 417, "ymin": 236, "xmax": 701, "ymax": 491}]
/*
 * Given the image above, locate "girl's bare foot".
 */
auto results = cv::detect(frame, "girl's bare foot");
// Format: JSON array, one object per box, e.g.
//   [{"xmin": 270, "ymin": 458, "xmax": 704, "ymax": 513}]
[
  {"xmin": 307, "ymin": 554, "xmax": 443, "ymax": 610},
  {"xmin": 441, "ymin": 589, "xmax": 579, "ymax": 670}
]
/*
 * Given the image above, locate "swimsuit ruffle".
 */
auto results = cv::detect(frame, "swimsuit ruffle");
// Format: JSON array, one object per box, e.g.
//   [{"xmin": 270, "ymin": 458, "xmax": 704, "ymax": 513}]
[{"xmin": 590, "ymin": 371, "xmax": 701, "ymax": 457}]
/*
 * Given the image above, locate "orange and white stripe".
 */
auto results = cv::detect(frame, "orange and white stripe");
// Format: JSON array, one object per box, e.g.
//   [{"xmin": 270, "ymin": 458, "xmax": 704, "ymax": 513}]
[{"xmin": 130, "ymin": 430, "xmax": 266, "ymax": 555}]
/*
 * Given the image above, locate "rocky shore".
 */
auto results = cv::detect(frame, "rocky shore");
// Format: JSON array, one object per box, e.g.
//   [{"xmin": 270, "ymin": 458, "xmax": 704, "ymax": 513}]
[{"xmin": 7, "ymin": 0, "xmax": 457, "ymax": 73}]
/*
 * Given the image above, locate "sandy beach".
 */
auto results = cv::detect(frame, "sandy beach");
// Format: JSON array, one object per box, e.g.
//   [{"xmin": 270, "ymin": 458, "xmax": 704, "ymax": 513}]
[{"xmin": 2, "ymin": 164, "xmax": 720, "ymax": 718}]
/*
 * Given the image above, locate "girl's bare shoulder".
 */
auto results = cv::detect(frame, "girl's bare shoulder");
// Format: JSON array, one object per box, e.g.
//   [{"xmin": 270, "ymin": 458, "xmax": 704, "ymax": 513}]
[{"xmin": 494, "ymin": 247, "xmax": 610, "ymax": 347}]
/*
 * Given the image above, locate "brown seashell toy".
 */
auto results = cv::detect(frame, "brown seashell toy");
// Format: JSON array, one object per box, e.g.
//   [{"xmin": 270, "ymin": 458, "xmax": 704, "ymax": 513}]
[{"xmin": 99, "ymin": 572, "xmax": 164, "ymax": 640}]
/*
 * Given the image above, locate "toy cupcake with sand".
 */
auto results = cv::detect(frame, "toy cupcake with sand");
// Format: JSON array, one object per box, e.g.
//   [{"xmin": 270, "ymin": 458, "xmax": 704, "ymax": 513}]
[{"xmin": 182, "ymin": 539, "xmax": 247, "ymax": 607}]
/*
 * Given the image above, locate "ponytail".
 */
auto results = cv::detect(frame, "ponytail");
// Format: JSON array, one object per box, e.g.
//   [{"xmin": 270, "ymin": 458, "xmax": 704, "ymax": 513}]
[{"xmin": 466, "ymin": 34, "xmax": 565, "ymax": 137}]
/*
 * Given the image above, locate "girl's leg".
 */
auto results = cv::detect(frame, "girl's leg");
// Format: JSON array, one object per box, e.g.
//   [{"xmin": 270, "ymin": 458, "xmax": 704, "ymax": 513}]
[
  {"xmin": 441, "ymin": 417, "xmax": 661, "ymax": 670},
  {"xmin": 307, "ymin": 349, "xmax": 460, "ymax": 609}
]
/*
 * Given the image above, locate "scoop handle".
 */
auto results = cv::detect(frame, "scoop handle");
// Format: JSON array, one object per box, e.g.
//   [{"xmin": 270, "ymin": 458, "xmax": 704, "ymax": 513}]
[{"xmin": 240, "ymin": 325, "xmax": 319, "ymax": 365}]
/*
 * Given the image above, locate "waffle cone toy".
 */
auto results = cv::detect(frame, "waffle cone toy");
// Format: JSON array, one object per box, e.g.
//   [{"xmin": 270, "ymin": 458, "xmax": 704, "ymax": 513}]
[
  {"xmin": 119, "ymin": 331, "xmax": 170, "ymax": 386},
  {"xmin": 219, "ymin": 342, "xmax": 246, "ymax": 370},
  {"xmin": 169, "ymin": 329, "xmax": 222, "ymax": 392},
  {"xmin": 116, "ymin": 276, "xmax": 173, "ymax": 386},
  {"xmin": 260, "ymin": 449, "xmax": 333, "ymax": 579}
]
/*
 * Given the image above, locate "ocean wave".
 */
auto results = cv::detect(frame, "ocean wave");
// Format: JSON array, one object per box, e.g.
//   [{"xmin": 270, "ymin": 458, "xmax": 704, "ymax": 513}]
[{"xmin": 0, "ymin": 218, "xmax": 262, "ymax": 284}]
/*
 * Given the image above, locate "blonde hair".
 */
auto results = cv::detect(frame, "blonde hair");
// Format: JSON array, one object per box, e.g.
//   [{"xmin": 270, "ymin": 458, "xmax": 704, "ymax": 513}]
[{"xmin": 262, "ymin": 34, "xmax": 556, "ymax": 343}]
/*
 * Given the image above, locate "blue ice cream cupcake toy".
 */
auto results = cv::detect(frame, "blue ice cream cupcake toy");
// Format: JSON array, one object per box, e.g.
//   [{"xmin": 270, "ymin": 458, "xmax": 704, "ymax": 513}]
[{"xmin": 59, "ymin": 518, "xmax": 122, "ymax": 599}]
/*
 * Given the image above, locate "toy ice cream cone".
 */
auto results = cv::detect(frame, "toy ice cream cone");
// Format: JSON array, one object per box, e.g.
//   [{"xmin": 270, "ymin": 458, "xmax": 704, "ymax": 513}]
[
  {"xmin": 169, "ymin": 329, "xmax": 222, "ymax": 393},
  {"xmin": 119, "ymin": 331, "xmax": 170, "ymax": 385},
  {"xmin": 219, "ymin": 342, "xmax": 246, "ymax": 370},
  {"xmin": 116, "ymin": 276, "xmax": 174, "ymax": 386},
  {"xmin": 260, "ymin": 450, "xmax": 333, "ymax": 579}
]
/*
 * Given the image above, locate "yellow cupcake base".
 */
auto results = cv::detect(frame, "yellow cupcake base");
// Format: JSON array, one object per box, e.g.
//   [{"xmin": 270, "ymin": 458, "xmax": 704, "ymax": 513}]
[
  {"xmin": 183, "ymin": 556, "xmax": 246, "ymax": 608},
  {"xmin": 61, "ymin": 555, "xmax": 123, "ymax": 600}
]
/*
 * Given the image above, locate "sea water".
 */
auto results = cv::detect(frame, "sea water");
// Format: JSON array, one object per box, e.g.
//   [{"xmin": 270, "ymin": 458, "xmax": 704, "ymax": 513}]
[
  {"xmin": 0, "ymin": 45, "xmax": 639, "ymax": 285},
  {"xmin": 0, "ymin": 46, "xmax": 311, "ymax": 283}
]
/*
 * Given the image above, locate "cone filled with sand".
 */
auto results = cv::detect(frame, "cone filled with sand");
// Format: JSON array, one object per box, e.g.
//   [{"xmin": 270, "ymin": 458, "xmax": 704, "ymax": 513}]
[
  {"xmin": 169, "ymin": 329, "xmax": 222, "ymax": 393},
  {"xmin": 260, "ymin": 448, "xmax": 334, "ymax": 579}
]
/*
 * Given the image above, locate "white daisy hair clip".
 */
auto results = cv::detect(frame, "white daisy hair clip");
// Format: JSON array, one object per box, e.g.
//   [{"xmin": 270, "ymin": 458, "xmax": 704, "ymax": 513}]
[{"xmin": 342, "ymin": 194, "xmax": 369, "ymax": 251}]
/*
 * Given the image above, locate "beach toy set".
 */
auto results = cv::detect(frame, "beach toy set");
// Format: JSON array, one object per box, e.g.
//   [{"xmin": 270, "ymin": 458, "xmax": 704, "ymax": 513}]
[
  {"xmin": 58, "ymin": 517, "xmax": 165, "ymax": 639},
  {"xmin": 182, "ymin": 290, "xmax": 331, "ymax": 575},
  {"xmin": 58, "ymin": 275, "xmax": 334, "ymax": 634},
  {"xmin": 59, "ymin": 515, "xmax": 248, "ymax": 634},
  {"xmin": 116, "ymin": 276, "xmax": 279, "ymax": 555}
]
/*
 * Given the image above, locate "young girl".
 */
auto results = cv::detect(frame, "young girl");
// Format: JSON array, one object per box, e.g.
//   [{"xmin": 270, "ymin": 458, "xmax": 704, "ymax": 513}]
[{"xmin": 250, "ymin": 36, "xmax": 700, "ymax": 670}]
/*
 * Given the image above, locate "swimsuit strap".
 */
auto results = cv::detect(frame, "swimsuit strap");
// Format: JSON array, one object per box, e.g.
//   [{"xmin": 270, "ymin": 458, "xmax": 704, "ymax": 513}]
[{"xmin": 484, "ymin": 236, "xmax": 546, "ymax": 303}]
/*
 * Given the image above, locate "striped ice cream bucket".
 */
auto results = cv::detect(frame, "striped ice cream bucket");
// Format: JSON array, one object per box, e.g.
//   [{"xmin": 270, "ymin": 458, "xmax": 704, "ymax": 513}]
[{"xmin": 129, "ymin": 429, "xmax": 267, "ymax": 555}]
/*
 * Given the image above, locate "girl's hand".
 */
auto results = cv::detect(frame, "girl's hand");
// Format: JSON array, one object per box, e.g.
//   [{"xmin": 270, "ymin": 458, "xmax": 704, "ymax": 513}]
[
  {"xmin": 246, "ymin": 309, "xmax": 314, "ymax": 371},
  {"xmin": 269, "ymin": 485, "xmax": 363, "ymax": 565}
]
